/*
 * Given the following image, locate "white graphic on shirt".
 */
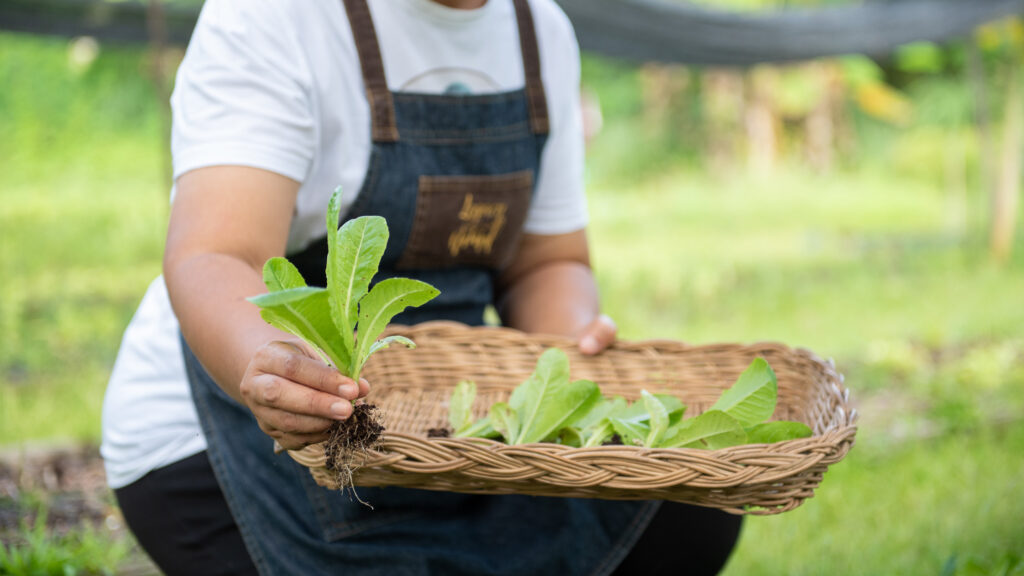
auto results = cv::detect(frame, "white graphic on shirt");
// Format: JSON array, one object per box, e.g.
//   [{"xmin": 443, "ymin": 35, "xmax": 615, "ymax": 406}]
[{"xmin": 400, "ymin": 67, "xmax": 501, "ymax": 94}]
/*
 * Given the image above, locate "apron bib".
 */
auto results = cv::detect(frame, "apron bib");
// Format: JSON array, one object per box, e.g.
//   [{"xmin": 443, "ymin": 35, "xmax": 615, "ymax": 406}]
[{"xmin": 186, "ymin": 1, "xmax": 658, "ymax": 573}]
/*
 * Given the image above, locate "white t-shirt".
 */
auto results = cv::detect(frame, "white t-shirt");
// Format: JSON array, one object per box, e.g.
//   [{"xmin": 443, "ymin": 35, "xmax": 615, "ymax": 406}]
[{"xmin": 101, "ymin": 0, "xmax": 587, "ymax": 489}]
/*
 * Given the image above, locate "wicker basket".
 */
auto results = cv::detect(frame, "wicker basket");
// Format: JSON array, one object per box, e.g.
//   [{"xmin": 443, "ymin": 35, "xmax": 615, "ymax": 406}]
[{"xmin": 288, "ymin": 322, "xmax": 857, "ymax": 515}]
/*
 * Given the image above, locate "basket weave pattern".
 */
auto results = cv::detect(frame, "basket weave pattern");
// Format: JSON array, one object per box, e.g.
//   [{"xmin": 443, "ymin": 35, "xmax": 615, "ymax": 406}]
[{"xmin": 289, "ymin": 322, "xmax": 857, "ymax": 515}]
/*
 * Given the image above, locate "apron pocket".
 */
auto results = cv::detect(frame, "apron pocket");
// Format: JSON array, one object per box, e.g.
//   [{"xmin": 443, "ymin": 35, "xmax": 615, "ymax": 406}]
[{"xmin": 397, "ymin": 170, "xmax": 533, "ymax": 271}]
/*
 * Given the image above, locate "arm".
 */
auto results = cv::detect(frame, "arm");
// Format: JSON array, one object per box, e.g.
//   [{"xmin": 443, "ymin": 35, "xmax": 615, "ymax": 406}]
[
  {"xmin": 165, "ymin": 166, "xmax": 367, "ymax": 450},
  {"xmin": 497, "ymin": 229, "xmax": 616, "ymax": 354}
]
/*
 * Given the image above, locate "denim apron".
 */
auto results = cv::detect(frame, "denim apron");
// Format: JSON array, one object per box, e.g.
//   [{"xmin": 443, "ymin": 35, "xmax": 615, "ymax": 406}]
[{"xmin": 185, "ymin": 1, "xmax": 659, "ymax": 573}]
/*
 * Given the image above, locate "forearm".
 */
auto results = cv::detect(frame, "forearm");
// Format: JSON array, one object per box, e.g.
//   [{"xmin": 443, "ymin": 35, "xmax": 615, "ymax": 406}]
[
  {"xmin": 163, "ymin": 166, "xmax": 302, "ymax": 404},
  {"xmin": 165, "ymin": 251, "xmax": 287, "ymax": 404},
  {"xmin": 498, "ymin": 260, "xmax": 600, "ymax": 338},
  {"xmin": 162, "ymin": 166, "xmax": 363, "ymax": 448}
]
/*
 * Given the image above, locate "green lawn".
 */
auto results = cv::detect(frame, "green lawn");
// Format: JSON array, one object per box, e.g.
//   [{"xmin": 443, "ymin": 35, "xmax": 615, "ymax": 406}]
[
  {"xmin": 724, "ymin": 426, "xmax": 1024, "ymax": 576},
  {"xmin": 0, "ymin": 136, "xmax": 167, "ymax": 443},
  {"xmin": 0, "ymin": 33, "xmax": 169, "ymax": 443},
  {"xmin": 585, "ymin": 166, "xmax": 1024, "ymax": 576},
  {"xmin": 2, "ymin": 32, "xmax": 1023, "ymax": 575}
]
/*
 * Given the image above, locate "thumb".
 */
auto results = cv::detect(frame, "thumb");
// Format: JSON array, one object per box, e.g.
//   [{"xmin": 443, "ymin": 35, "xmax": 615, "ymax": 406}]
[{"xmin": 578, "ymin": 314, "xmax": 617, "ymax": 356}]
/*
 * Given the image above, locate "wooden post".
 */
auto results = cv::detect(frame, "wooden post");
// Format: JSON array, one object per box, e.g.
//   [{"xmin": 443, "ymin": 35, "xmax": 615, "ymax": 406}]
[
  {"xmin": 805, "ymin": 62, "xmax": 837, "ymax": 174},
  {"xmin": 990, "ymin": 55, "xmax": 1022, "ymax": 263},
  {"xmin": 967, "ymin": 39, "xmax": 995, "ymax": 239},
  {"xmin": 146, "ymin": 0, "xmax": 173, "ymax": 191},
  {"xmin": 745, "ymin": 66, "xmax": 777, "ymax": 174}
]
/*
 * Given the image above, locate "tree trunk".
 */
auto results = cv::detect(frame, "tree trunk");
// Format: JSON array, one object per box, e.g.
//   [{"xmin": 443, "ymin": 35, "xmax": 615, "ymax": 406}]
[
  {"xmin": 702, "ymin": 68, "xmax": 746, "ymax": 174},
  {"xmin": 745, "ymin": 66, "xmax": 777, "ymax": 174},
  {"xmin": 805, "ymin": 63, "xmax": 837, "ymax": 174}
]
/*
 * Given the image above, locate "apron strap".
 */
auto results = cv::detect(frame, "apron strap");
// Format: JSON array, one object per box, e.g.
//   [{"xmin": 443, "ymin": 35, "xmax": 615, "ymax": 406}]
[
  {"xmin": 341, "ymin": 0, "xmax": 551, "ymax": 141},
  {"xmin": 342, "ymin": 0, "xmax": 400, "ymax": 142},
  {"xmin": 512, "ymin": 0, "xmax": 550, "ymax": 135}
]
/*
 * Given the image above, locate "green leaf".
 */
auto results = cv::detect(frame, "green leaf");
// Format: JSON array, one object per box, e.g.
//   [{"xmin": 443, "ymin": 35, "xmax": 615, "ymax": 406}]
[
  {"xmin": 610, "ymin": 394, "xmax": 683, "ymax": 425},
  {"xmin": 449, "ymin": 381, "xmax": 476, "ymax": 432},
  {"xmin": 642, "ymin": 390, "xmax": 670, "ymax": 447},
  {"xmin": 655, "ymin": 394, "xmax": 687, "ymax": 425},
  {"xmin": 659, "ymin": 410, "xmax": 747, "ymax": 449},
  {"xmin": 709, "ymin": 358, "xmax": 778, "ymax": 427},
  {"xmin": 366, "ymin": 334, "xmax": 416, "ymax": 358},
  {"xmin": 262, "ymin": 256, "xmax": 309, "ymax": 291},
  {"xmin": 489, "ymin": 402, "xmax": 520, "ymax": 443},
  {"xmin": 508, "ymin": 349, "xmax": 602, "ymax": 444},
  {"xmin": 746, "ymin": 421, "xmax": 813, "ymax": 444},
  {"xmin": 577, "ymin": 396, "xmax": 627, "ymax": 447},
  {"xmin": 454, "ymin": 416, "xmax": 499, "ymax": 439},
  {"xmin": 248, "ymin": 259, "xmax": 351, "ymax": 370},
  {"xmin": 609, "ymin": 417, "xmax": 650, "ymax": 447},
  {"xmin": 248, "ymin": 286, "xmax": 324, "ymax": 308},
  {"xmin": 582, "ymin": 419, "xmax": 616, "ymax": 447},
  {"xmin": 327, "ymin": 210, "xmax": 389, "ymax": 366},
  {"xmin": 602, "ymin": 396, "xmax": 651, "ymax": 446},
  {"xmin": 352, "ymin": 278, "xmax": 440, "ymax": 379},
  {"xmin": 556, "ymin": 427, "xmax": 583, "ymax": 447},
  {"xmin": 608, "ymin": 398, "xmax": 647, "ymax": 422},
  {"xmin": 575, "ymin": 395, "xmax": 625, "ymax": 431}
]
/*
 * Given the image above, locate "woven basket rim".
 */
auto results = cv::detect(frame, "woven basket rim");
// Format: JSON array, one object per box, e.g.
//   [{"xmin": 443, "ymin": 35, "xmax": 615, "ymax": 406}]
[
  {"xmin": 286, "ymin": 322, "xmax": 858, "ymax": 515},
  {"xmin": 289, "ymin": 424, "xmax": 859, "ymax": 465}
]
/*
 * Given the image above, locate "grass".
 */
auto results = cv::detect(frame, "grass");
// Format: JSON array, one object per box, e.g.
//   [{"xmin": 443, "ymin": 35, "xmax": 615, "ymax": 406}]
[
  {"xmin": 722, "ymin": 426, "xmax": 1024, "ymax": 576},
  {"xmin": 0, "ymin": 143, "xmax": 167, "ymax": 443},
  {"xmin": 2, "ymin": 31, "xmax": 1023, "ymax": 575},
  {"xmin": 584, "ymin": 160, "xmax": 1024, "ymax": 576},
  {"xmin": 0, "ymin": 502, "xmax": 131, "ymax": 576},
  {"xmin": 0, "ymin": 33, "xmax": 169, "ymax": 444},
  {"xmin": 589, "ymin": 166, "xmax": 1024, "ymax": 356}
]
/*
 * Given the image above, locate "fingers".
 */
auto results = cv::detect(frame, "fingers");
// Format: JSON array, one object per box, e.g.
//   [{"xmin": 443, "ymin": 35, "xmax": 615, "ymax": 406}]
[
  {"xmin": 242, "ymin": 368, "xmax": 344, "ymax": 450},
  {"xmin": 259, "ymin": 418, "xmax": 331, "ymax": 451},
  {"xmin": 245, "ymin": 373, "xmax": 354, "ymax": 421},
  {"xmin": 579, "ymin": 314, "xmax": 617, "ymax": 355},
  {"xmin": 254, "ymin": 404, "xmax": 336, "ymax": 436},
  {"xmin": 242, "ymin": 340, "xmax": 376, "ymax": 448},
  {"xmin": 262, "ymin": 341, "xmax": 362, "ymax": 399},
  {"xmin": 249, "ymin": 386, "xmax": 336, "ymax": 451}
]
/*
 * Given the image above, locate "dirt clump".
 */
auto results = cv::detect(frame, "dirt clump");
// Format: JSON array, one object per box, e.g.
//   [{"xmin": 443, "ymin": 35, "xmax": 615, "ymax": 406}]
[
  {"xmin": 323, "ymin": 403, "xmax": 384, "ymax": 500},
  {"xmin": 604, "ymin": 434, "xmax": 624, "ymax": 446}
]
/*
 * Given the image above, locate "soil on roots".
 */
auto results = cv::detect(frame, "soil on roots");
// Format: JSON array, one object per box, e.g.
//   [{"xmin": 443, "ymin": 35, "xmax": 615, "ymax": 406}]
[{"xmin": 323, "ymin": 403, "xmax": 384, "ymax": 499}]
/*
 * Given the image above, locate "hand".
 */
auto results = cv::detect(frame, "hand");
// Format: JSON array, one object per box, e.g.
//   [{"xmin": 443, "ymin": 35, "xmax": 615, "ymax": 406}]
[
  {"xmin": 577, "ymin": 314, "xmax": 617, "ymax": 355},
  {"xmin": 239, "ymin": 340, "xmax": 371, "ymax": 450}
]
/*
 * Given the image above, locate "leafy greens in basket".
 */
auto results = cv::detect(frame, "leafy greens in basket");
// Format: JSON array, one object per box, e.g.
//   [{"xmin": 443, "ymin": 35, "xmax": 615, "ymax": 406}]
[
  {"xmin": 247, "ymin": 189, "xmax": 439, "ymax": 381},
  {"xmin": 449, "ymin": 351, "xmax": 812, "ymax": 449}
]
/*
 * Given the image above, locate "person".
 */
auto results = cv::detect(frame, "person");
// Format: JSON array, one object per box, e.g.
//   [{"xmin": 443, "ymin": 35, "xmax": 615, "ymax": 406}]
[{"xmin": 100, "ymin": 0, "xmax": 743, "ymax": 574}]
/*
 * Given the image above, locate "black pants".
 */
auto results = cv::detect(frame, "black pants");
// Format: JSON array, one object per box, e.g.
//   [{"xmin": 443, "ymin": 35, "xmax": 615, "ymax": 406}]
[
  {"xmin": 116, "ymin": 451, "xmax": 742, "ymax": 576},
  {"xmin": 114, "ymin": 452, "xmax": 259, "ymax": 576},
  {"xmin": 612, "ymin": 501, "xmax": 743, "ymax": 575}
]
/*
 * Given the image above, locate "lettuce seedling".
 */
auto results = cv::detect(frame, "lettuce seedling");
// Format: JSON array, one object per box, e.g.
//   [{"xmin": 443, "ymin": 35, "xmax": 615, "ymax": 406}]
[
  {"xmin": 658, "ymin": 410, "xmax": 749, "ymax": 449},
  {"xmin": 605, "ymin": 392, "xmax": 685, "ymax": 447},
  {"xmin": 247, "ymin": 189, "xmax": 439, "ymax": 382},
  {"xmin": 576, "ymin": 396, "xmax": 627, "ymax": 447},
  {"xmin": 707, "ymin": 357, "xmax": 778, "ymax": 427},
  {"xmin": 655, "ymin": 358, "xmax": 811, "ymax": 448},
  {"xmin": 508, "ymin": 349, "xmax": 602, "ymax": 444},
  {"xmin": 460, "ymin": 349, "xmax": 602, "ymax": 445},
  {"xmin": 447, "ymin": 381, "xmax": 498, "ymax": 438},
  {"xmin": 448, "ymin": 354, "xmax": 811, "ymax": 450}
]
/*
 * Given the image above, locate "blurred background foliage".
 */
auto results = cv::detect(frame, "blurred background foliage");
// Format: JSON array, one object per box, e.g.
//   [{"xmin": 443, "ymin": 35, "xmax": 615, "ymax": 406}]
[{"xmin": 0, "ymin": 0, "xmax": 1022, "ymax": 574}]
